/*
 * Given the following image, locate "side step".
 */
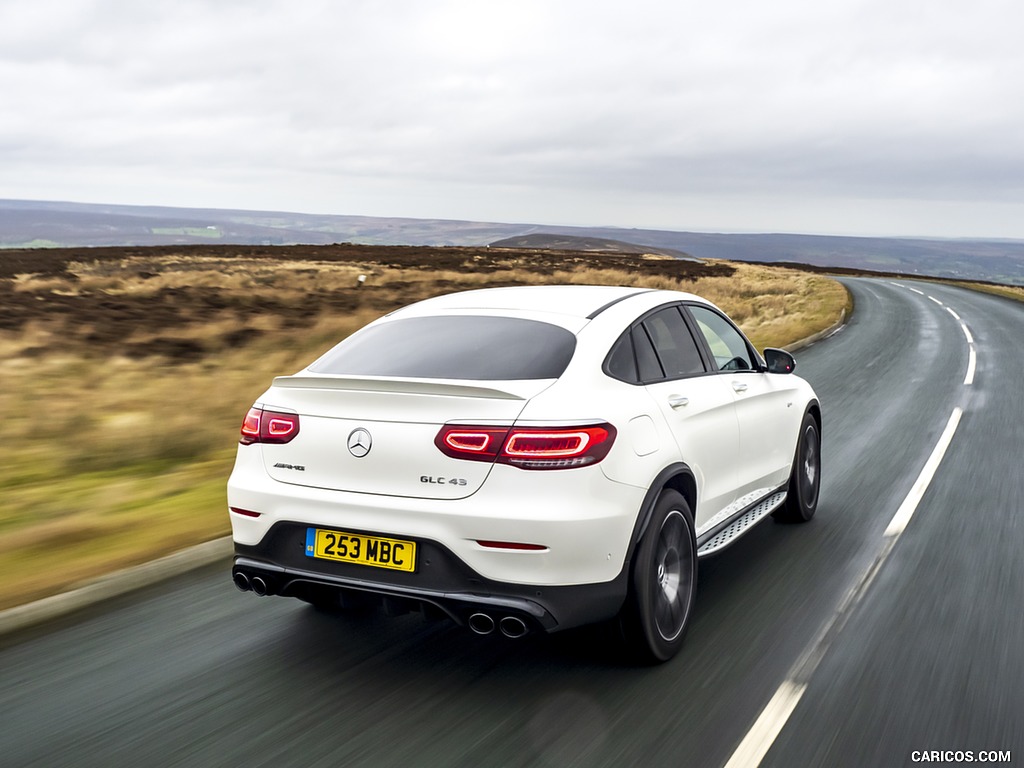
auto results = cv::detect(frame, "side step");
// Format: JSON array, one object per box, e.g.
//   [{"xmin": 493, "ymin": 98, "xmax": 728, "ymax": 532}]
[{"xmin": 697, "ymin": 491, "xmax": 787, "ymax": 558}]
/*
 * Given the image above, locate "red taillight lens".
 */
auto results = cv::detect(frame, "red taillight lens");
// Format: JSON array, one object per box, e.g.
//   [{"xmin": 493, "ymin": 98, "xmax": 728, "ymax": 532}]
[
  {"xmin": 239, "ymin": 406, "xmax": 300, "ymax": 445},
  {"xmin": 505, "ymin": 431, "xmax": 592, "ymax": 458},
  {"xmin": 501, "ymin": 425, "xmax": 616, "ymax": 469},
  {"xmin": 266, "ymin": 416, "xmax": 298, "ymax": 438},
  {"xmin": 435, "ymin": 426, "xmax": 511, "ymax": 461},
  {"xmin": 435, "ymin": 423, "xmax": 616, "ymax": 469},
  {"xmin": 240, "ymin": 407, "xmax": 262, "ymax": 444}
]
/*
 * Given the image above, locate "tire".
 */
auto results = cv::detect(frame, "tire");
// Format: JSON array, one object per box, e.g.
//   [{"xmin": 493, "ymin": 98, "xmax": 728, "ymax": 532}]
[
  {"xmin": 773, "ymin": 411, "xmax": 821, "ymax": 523},
  {"xmin": 621, "ymin": 489, "xmax": 698, "ymax": 664}
]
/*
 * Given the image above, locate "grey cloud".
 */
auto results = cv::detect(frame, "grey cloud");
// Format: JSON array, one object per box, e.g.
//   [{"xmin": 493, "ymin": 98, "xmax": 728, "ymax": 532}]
[{"xmin": 1, "ymin": 0, "xmax": 1023, "ymax": 237}]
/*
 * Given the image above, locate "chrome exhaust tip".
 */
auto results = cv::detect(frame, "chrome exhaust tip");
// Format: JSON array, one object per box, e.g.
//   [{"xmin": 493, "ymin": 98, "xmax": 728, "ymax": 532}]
[
  {"xmin": 499, "ymin": 616, "xmax": 528, "ymax": 639},
  {"xmin": 233, "ymin": 571, "xmax": 251, "ymax": 592},
  {"xmin": 468, "ymin": 613, "xmax": 495, "ymax": 635},
  {"xmin": 251, "ymin": 576, "xmax": 269, "ymax": 597}
]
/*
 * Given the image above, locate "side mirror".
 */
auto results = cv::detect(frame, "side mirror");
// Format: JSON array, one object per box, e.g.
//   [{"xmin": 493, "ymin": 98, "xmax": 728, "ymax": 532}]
[{"xmin": 763, "ymin": 348, "xmax": 796, "ymax": 374}]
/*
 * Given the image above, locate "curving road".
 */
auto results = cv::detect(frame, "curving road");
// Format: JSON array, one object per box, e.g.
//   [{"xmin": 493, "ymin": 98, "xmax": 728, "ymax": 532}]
[{"xmin": 2, "ymin": 279, "xmax": 1022, "ymax": 768}]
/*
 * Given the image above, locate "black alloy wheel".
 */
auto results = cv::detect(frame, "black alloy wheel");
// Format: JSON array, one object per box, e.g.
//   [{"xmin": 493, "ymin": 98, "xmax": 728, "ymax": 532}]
[
  {"xmin": 621, "ymin": 489, "xmax": 698, "ymax": 663},
  {"xmin": 774, "ymin": 411, "xmax": 821, "ymax": 523}
]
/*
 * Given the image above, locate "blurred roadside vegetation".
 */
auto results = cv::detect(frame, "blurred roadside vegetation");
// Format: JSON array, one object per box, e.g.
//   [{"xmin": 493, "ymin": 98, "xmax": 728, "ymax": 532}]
[
  {"xmin": 952, "ymin": 281, "xmax": 1024, "ymax": 303},
  {"xmin": 0, "ymin": 246, "xmax": 850, "ymax": 611}
]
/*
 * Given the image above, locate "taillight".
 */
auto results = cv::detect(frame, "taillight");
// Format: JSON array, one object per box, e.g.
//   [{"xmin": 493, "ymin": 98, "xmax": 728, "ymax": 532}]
[
  {"xmin": 239, "ymin": 406, "xmax": 300, "ymax": 445},
  {"xmin": 435, "ymin": 423, "xmax": 616, "ymax": 470},
  {"xmin": 435, "ymin": 426, "xmax": 511, "ymax": 462},
  {"xmin": 501, "ymin": 425, "xmax": 616, "ymax": 469}
]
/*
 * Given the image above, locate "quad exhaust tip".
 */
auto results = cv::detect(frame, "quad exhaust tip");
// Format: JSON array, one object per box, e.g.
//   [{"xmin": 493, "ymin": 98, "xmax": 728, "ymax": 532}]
[
  {"xmin": 234, "ymin": 570, "xmax": 269, "ymax": 596},
  {"xmin": 468, "ymin": 613, "xmax": 530, "ymax": 638},
  {"xmin": 250, "ymin": 576, "xmax": 269, "ymax": 597},
  {"xmin": 499, "ymin": 616, "xmax": 528, "ymax": 639},
  {"xmin": 468, "ymin": 613, "xmax": 495, "ymax": 635}
]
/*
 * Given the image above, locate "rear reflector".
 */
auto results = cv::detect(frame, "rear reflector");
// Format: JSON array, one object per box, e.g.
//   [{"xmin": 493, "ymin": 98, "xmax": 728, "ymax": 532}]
[
  {"xmin": 436, "ymin": 423, "xmax": 616, "ymax": 469},
  {"xmin": 230, "ymin": 507, "xmax": 262, "ymax": 518},
  {"xmin": 476, "ymin": 540, "xmax": 547, "ymax": 551}
]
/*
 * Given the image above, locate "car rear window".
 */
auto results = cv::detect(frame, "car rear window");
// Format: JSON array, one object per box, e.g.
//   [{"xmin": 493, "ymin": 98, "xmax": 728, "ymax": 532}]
[{"xmin": 308, "ymin": 315, "xmax": 577, "ymax": 380}]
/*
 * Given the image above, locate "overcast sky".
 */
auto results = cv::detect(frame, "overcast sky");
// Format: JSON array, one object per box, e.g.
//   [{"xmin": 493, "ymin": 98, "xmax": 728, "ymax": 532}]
[{"xmin": 2, "ymin": 0, "xmax": 1023, "ymax": 238}]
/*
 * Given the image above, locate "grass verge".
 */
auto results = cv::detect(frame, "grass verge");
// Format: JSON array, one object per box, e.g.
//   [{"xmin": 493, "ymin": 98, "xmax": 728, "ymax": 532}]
[{"xmin": 953, "ymin": 281, "xmax": 1024, "ymax": 303}]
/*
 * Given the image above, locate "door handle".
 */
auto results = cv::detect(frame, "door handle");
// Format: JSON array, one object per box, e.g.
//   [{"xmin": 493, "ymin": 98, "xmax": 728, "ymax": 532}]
[
  {"xmin": 732, "ymin": 381, "xmax": 749, "ymax": 393},
  {"xmin": 668, "ymin": 395, "xmax": 689, "ymax": 409}
]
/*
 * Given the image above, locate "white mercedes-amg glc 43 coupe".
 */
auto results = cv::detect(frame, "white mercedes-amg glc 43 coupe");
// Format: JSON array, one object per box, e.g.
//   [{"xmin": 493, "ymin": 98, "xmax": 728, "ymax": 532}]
[{"xmin": 228, "ymin": 285, "xmax": 821, "ymax": 662}]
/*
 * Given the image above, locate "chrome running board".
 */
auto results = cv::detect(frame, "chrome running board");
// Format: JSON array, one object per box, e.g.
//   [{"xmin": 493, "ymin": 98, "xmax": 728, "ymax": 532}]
[{"xmin": 697, "ymin": 491, "xmax": 787, "ymax": 558}]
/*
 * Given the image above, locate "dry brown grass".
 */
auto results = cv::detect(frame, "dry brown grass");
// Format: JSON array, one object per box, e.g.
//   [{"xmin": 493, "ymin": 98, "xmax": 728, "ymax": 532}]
[
  {"xmin": 953, "ymin": 281, "xmax": 1024, "ymax": 303},
  {"xmin": 0, "ymin": 246, "xmax": 848, "ymax": 611}
]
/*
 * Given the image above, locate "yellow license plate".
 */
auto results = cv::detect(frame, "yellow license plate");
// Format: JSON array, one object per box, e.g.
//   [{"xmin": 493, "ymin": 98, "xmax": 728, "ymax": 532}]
[{"xmin": 305, "ymin": 528, "xmax": 416, "ymax": 572}]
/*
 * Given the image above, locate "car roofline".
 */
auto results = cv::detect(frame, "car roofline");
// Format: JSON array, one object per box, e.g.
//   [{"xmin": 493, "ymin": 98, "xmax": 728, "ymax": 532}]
[{"xmin": 585, "ymin": 289, "xmax": 658, "ymax": 319}]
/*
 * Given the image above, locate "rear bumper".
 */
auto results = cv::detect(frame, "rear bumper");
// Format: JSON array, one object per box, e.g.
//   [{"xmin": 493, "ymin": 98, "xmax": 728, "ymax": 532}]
[
  {"xmin": 231, "ymin": 522, "xmax": 629, "ymax": 633},
  {"xmin": 228, "ymin": 445, "xmax": 646, "ymax": 586}
]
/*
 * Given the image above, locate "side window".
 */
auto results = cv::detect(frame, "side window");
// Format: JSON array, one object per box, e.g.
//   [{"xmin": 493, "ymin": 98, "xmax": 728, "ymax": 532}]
[
  {"xmin": 688, "ymin": 305, "xmax": 757, "ymax": 372},
  {"xmin": 641, "ymin": 307, "xmax": 706, "ymax": 379},
  {"xmin": 603, "ymin": 305, "xmax": 714, "ymax": 384},
  {"xmin": 602, "ymin": 324, "xmax": 670, "ymax": 383},
  {"xmin": 606, "ymin": 332, "xmax": 638, "ymax": 382},
  {"xmin": 634, "ymin": 325, "xmax": 664, "ymax": 381}
]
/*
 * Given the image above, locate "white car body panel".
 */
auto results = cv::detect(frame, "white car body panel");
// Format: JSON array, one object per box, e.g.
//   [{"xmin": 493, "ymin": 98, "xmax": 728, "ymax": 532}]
[
  {"xmin": 643, "ymin": 375, "xmax": 741, "ymax": 528},
  {"xmin": 732, "ymin": 370, "xmax": 808, "ymax": 496}
]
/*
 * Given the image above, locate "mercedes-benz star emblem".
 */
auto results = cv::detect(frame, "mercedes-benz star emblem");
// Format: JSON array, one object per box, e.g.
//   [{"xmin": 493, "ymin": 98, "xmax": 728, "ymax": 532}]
[{"xmin": 347, "ymin": 428, "xmax": 372, "ymax": 458}]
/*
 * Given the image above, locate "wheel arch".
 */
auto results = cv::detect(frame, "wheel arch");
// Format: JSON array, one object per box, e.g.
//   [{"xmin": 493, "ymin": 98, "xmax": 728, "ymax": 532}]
[
  {"xmin": 806, "ymin": 398, "xmax": 822, "ymax": 433},
  {"xmin": 626, "ymin": 463, "xmax": 697, "ymax": 563},
  {"xmin": 804, "ymin": 398, "xmax": 823, "ymax": 468}
]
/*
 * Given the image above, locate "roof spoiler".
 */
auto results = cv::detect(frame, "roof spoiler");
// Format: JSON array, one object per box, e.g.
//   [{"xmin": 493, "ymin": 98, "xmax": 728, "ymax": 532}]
[{"xmin": 271, "ymin": 374, "xmax": 541, "ymax": 401}]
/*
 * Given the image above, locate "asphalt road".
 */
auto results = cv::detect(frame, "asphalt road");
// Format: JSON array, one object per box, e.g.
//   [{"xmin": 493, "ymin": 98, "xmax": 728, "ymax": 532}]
[{"xmin": 2, "ymin": 278, "xmax": 1021, "ymax": 768}]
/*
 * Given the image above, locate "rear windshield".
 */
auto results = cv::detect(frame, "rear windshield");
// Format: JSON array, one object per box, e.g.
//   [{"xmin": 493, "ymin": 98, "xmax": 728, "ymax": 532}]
[{"xmin": 308, "ymin": 315, "xmax": 577, "ymax": 380}]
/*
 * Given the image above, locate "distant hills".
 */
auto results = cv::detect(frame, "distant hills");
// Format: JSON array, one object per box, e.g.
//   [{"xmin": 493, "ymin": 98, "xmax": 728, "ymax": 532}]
[
  {"xmin": 489, "ymin": 233, "xmax": 700, "ymax": 261},
  {"xmin": 3, "ymin": 198, "xmax": 1024, "ymax": 285},
  {"xmin": 0, "ymin": 199, "xmax": 529, "ymax": 249}
]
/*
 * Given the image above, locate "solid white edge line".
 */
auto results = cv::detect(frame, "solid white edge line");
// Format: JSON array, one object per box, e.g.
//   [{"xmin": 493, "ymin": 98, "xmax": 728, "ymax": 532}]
[
  {"xmin": 884, "ymin": 407, "xmax": 963, "ymax": 537},
  {"xmin": 928, "ymin": 295, "xmax": 943, "ymax": 306},
  {"xmin": 946, "ymin": 306, "xmax": 962, "ymax": 321},
  {"xmin": 961, "ymin": 322, "xmax": 974, "ymax": 345},
  {"xmin": 722, "ymin": 681, "xmax": 808, "ymax": 768},
  {"xmin": 965, "ymin": 347, "xmax": 976, "ymax": 386}
]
